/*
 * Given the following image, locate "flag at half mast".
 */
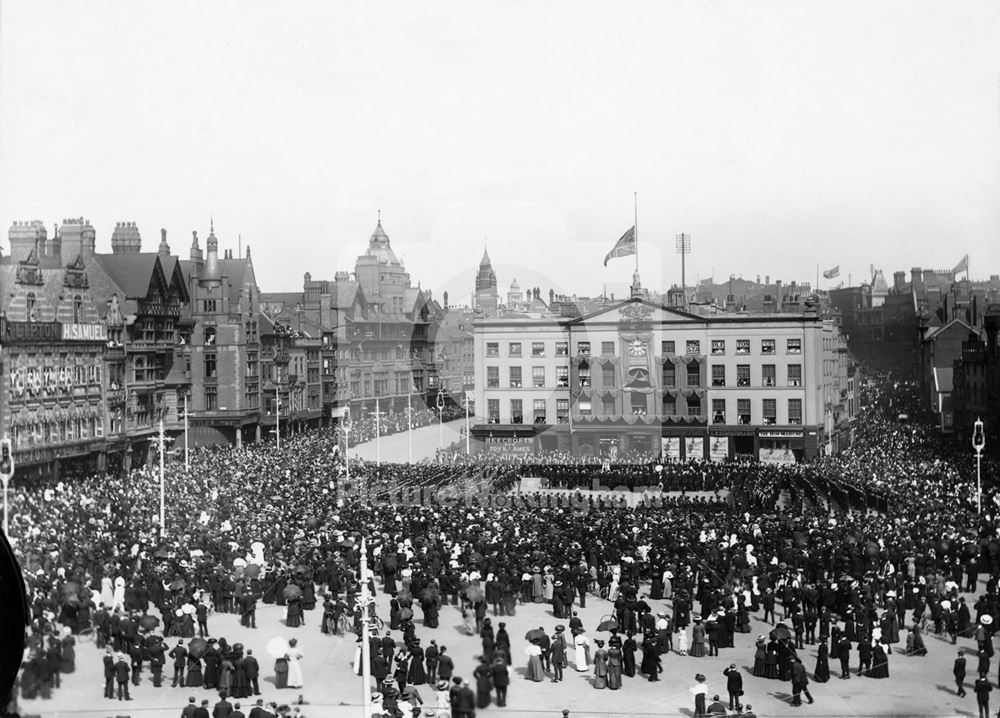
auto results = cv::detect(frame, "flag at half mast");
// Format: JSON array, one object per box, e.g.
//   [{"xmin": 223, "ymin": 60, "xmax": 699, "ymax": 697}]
[
  {"xmin": 822, "ymin": 265, "xmax": 840, "ymax": 279},
  {"xmin": 604, "ymin": 225, "xmax": 636, "ymax": 266}
]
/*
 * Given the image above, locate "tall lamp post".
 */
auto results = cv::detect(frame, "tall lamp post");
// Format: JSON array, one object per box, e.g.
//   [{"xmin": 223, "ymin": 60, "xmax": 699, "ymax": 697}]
[
  {"xmin": 0, "ymin": 435, "xmax": 14, "ymax": 537},
  {"xmin": 182, "ymin": 391, "xmax": 190, "ymax": 472},
  {"xmin": 464, "ymin": 391, "xmax": 471, "ymax": 455},
  {"xmin": 157, "ymin": 418, "xmax": 174, "ymax": 538},
  {"xmin": 265, "ymin": 382, "xmax": 281, "ymax": 450},
  {"xmin": 437, "ymin": 391, "xmax": 445, "ymax": 453},
  {"xmin": 407, "ymin": 387, "xmax": 414, "ymax": 465},
  {"xmin": 973, "ymin": 418, "xmax": 986, "ymax": 516}
]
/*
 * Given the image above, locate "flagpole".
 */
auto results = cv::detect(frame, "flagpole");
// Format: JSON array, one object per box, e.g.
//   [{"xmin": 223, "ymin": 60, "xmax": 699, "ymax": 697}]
[{"xmin": 634, "ymin": 192, "xmax": 639, "ymax": 275}]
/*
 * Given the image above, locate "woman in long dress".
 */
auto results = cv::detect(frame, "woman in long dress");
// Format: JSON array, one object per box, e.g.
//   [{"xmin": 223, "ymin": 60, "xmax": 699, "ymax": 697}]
[
  {"xmin": 286, "ymin": 595, "xmax": 303, "ymax": 629},
  {"xmin": 185, "ymin": 655, "xmax": 203, "ymax": 687},
  {"xmin": 906, "ymin": 624, "xmax": 927, "ymax": 656},
  {"xmin": 622, "ymin": 634, "xmax": 637, "ymax": 677},
  {"xmin": 592, "ymin": 640, "xmax": 608, "ymax": 688},
  {"xmin": 677, "ymin": 625, "xmax": 690, "ymax": 656},
  {"xmin": 813, "ymin": 641, "xmax": 830, "ymax": 682},
  {"xmin": 574, "ymin": 631, "xmax": 591, "ymax": 672},
  {"xmin": 752, "ymin": 636, "xmax": 767, "ymax": 677},
  {"xmin": 690, "ymin": 618, "xmax": 706, "ymax": 657},
  {"xmin": 690, "ymin": 674, "xmax": 708, "ymax": 718},
  {"xmin": 606, "ymin": 645, "xmax": 623, "ymax": 689},
  {"xmin": 286, "ymin": 639, "xmax": 304, "ymax": 689},
  {"xmin": 870, "ymin": 641, "xmax": 890, "ymax": 678},
  {"xmin": 524, "ymin": 642, "xmax": 544, "ymax": 682},
  {"xmin": 275, "ymin": 654, "xmax": 289, "ymax": 689}
]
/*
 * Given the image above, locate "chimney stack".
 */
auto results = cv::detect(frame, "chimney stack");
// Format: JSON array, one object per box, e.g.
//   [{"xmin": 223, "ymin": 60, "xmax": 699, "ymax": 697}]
[{"xmin": 8, "ymin": 220, "xmax": 47, "ymax": 263}]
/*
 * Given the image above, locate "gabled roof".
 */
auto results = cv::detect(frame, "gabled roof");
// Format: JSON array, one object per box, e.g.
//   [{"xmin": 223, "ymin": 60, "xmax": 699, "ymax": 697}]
[
  {"xmin": 565, "ymin": 297, "xmax": 703, "ymax": 326},
  {"xmin": 933, "ymin": 366, "xmax": 954, "ymax": 394},
  {"xmin": 89, "ymin": 254, "xmax": 159, "ymax": 298},
  {"xmin": 925, "ymin": 318, "xmax": 977, "ymax": 341}
]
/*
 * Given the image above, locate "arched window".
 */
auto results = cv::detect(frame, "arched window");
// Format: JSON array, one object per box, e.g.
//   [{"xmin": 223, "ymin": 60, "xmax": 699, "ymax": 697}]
[
  {"xmin": 25, "ymin": 292, "xmax": 37, "ymax": 320},
  {"xmin": 73, "ymin": 295, "xmax": 83, "ymax": 322},
  {"xmin": 205, "ymin": 327, "xmax": 217, "ymax": 346}
]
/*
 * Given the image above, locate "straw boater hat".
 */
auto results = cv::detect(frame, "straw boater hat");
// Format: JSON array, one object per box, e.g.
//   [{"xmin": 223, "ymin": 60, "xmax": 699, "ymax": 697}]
[{"xmin": 981, "ymin": 615, "xmax": 993, "ymax": 625}]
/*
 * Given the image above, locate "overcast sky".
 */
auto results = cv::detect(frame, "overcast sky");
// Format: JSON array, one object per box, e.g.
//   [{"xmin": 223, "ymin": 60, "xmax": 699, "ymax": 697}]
[{"xmin": 2, "ymin": 1, "xmax": 999, "ymax": 306}]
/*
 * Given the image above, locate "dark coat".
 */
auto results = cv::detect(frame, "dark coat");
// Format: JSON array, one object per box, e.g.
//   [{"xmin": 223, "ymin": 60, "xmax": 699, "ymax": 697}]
[{"xmin": 490, "ymin": 662, "xmax": 510, "ymax": 687}]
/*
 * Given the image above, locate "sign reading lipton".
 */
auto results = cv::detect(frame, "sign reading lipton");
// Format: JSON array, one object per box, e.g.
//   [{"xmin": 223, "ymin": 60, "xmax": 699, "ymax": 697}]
[
  {"xmin": 62, "ymin": 323, "xmax": 108, "ymax": 342},
  {"xmin": 1, "ymin": 320, "xmax": 62, "ymax": 342}
]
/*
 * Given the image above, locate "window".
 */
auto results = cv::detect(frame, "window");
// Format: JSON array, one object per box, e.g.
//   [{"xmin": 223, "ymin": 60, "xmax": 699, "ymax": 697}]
[
  {"xmin": 737, "ymin": 398, "xmax": 751, "ymax": 425},
  {"xmin": 687, "ymin": 394, "xmax": 701, "ymax": 417},
  {"xmin": 662, "ymin": 364, "xmax": 676, "ymax": 387},
  {"xmin": 787, "ymin": 338, "xmax": 802, "ymax": 354},
  {"xmin": 26, "ymin": 292, "xmax": 37, "ymax": 320},
  {"xmin": 486, "ymin": 342, "xmax": 499, "ymax": 357},
  {"xmin": 762, "ymin": 364, "xmax": 776, "ymax": 387},
  {"xmin": 578, "ymin": 399, "xmax": 592, "ymax": 416},
  {"xmin": 601, "ymin": 364, "xmax": 615, "ymax": 387},
  {"xmin": 556, "ymin": 399, "xmax": 569, "ymax": 422},
  {"xmin": 736, "ymin": 339, "xmax": 750, "ymax": 355},
  {"xmin": 737, "ymin": 364, "xmax": 751, "ymax": 387},
  {"xmin": 555, "ymin": 342, "xmax": 568, "ymax": 356},
  {"xmin": 602, "ymin": 395, "xmax": 615, "ymax": 415},
  {"xmin": 205, "ymin": 386, "xmax": 218, "ymax": 410},
  {"xmin": 487, "ymin": 399, "xmax": 500, "ymax": 423},
  {"xmin": 509, "ymin": 366, "xmax": 522, "ymax": 388},
  {"xmin": 510, "ymin": 399, "xmax": 523, "ymax": 424},
  {"xmin": 532, "ymin": 366, "xmax": 545, "ymax": 388},
  {"xmin": 663, "ymin": 395, "xmax": 676, "ymax": 415},
  {"xmin": 578, "ymin": 362, "xmax": 591, "ymax": 388},
  {"xmin": 205, "ymin": 353, "xmax": 217, "ymax": 379},
  {"xmin": 630, "ymin": 392, "xmax": 646, "ymax": 416},
  {"xmin": 556, "ymin": 366, "xmax": 569, "ymax": 387},
  {"xmin": 686, "ymin": 340, "xmax": 700, "ymax": 355},
  {"xmin": 601, "ymin": 341, "xmax": 615, "ymax": 355},
  {"xmin": 533, "ymin": 399, "xmax": 546, "ymax": 424},
  {"xmin": 661, "ymin": 340, "xmax": 675, "ymax": 355},
  {"xmin": 711, "ymin": 340, "xmax": 725, "ymax": 355},
  {"xmin": 73, "ymin": 295, "xmax": 83, "ymax": 323},
  {"xmin": 509, "ymin": 342, "xmax": 522, "ymax": 357},
  {"xmin": 761, "ymin": 339, "xmax": 775, "ymax": 355},
  {"xmin": 788, "ymin": 398, "xmax": 803, "ymax": 425},
  {"xmin": 712, "ymin": 398, "xmax": 726, "ymax": 424},
  {"xmin": 532, "ymin": 342, "xmax": 545, "ymax": 357},
  {"xmin": 687, "ymin": 364, "xmax": 701, "ymax": 386},
  {"xmin": 762, "ymin": 398, "xmax": 777, "ymax": 425},
  {"xmin": 788, "ymin": 364, "xmax": 802, "ymax": 387},
  {"xmin": 486, "ymin": 366, "xmax": 499, "ymax": 388},
  {"xmin": 577, "ymin": 341, "xmax": 591, "ymax": 356},
  {"xmin": 711, "ymin": 365, "xmax": 726, "ymax": 387},
  {"xmin": 204, "ymin": 327, "xmax": 217, "ymax": 346}
]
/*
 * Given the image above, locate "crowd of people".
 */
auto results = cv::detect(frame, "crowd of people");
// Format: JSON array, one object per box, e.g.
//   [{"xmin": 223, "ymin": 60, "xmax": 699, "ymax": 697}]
[
  {"xmin": 2, "ymin": 373, "xmax": 1000, "ymax": 718},
  {"xmin": 348, "ymin": 406, "xmax": 466, "ymax": 445}
]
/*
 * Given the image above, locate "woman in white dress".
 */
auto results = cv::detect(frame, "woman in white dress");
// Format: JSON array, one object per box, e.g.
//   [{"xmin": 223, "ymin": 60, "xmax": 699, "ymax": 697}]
[
  {"xmin": 112, "ymin": 576, "xmax": 126, "ymax": 612},
  {"xmin": 286, "ymin": 638, "xmax": 304, "ymax": 688},
  {"xmin": 608, "ymin": 566, "xmax": 621, "ymax": 602},
  {"xmin": 100, "ymin": 577, "xmax": 114, "ymax": 608},
  {"xmin": 574, "ymin": 631, "xmax": 591, "ymax": 671}
]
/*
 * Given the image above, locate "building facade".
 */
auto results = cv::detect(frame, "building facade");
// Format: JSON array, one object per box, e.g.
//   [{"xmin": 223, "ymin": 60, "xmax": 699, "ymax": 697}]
[{"xmin": 471, "ymin": 297, "xmax": 855, "ymax": 462}]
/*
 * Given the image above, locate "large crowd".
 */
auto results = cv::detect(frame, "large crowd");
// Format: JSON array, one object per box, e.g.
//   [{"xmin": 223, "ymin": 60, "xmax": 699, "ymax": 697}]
[
  {"xmin": 348, "ymin": 406, "xmax": 466, "ymax": 445},
  {"xmin": 3, "ymin": 374, "xmax": 1000, "ymax": 718}
]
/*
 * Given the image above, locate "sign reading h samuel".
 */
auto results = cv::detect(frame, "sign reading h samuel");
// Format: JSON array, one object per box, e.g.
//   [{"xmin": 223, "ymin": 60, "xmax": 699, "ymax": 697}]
[{"xmin": 0, "ymin": 320, "xmax": 108, "ymax": 342}]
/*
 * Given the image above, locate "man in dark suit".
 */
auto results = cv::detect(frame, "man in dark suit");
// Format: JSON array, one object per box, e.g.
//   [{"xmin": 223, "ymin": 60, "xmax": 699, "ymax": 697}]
[
  {"xmin": 425, "ymin": 640, "xmax": 440, "ymax": 683},
  {"xmin": 193, "ymin": 698, "xmax": 210, "ymax": 718},
  {"xmin": 381, "ymin": 632, "xmax": 396, "ymax": 666},
  {"xmin": 181, "ymin": 696, "xmax": 199, "ymax": 718},
  {"xmin": 575, "ymin": 572, "xmax": 590, "ymax": 608},
  {"xmin": 792, "ymin": 611, "xmax": 805, "ymax": 649},
  {"xmin": 453, "ymin": 679, "xmax": 476, "ymax": 718},
  {"xmin": 790, "ymin": 657, "xmax": 813, "ymax": 706},
  {"xmin": 537, "ymin": 629, "xmax": 552, "ymax": 671},
  {"xmin": 490, "ymin": 657, "xmax": 510, "ymax": 706},
  {"xmin": 803, "ymin": 605, "xmax": 818, "ymax": 645},
  {"xmin": 102, "ymin": 647, "xmax": 115, "ymax": 699},
  {"xmin": 247, "ymin": 699, "xmax": 270, "ymax": 718},
  {"xmin": 94, "ymin": 604, "xmax": 111, "ymax": 648},
  {"xmin": 436, "ymin": 647, "xmax": 454, "ymax": 681},
  {"xmin": 975, "ymin": 672, "xmax": 992, "ymax": 718},
  {"xmin": 955, "ymin": 650, "xmax": 967, "ymax": 697},
  {"xmin": 114, "ymin": 653, "xmax": 132, "ymax": 700},
  {"xmin": 197, "ymin": 602, "xmax": 209, "ymax": 638},
  {"xmin": 149, "ymin": 638, "xmax": 166, "ymax": 687},
  {"xmin": 838, "ymin": 636, "xmax": 852, "ymax": 679},
  {"xmin": 551, "ymin": 630, "xmax": 566, "ymax": 683},
  {"xmin": 723, "ymin": 664, "xmax": 743, "ymax": 711},
  {"xmin": 231, "ymin": 702, "xmax": 246, "ymax": 718},
  {"xmin": 213, "ymin": 692, "xmax": 234, "ymax": 718},
  {"xmin": 244, "ymin": 650, "xmax": 261, "ymax": 695},
  {"xmin": 857, "ymin": 639, "xmax": 872, "ymax": 677},
  {"xmin": 170, "ymin": 639, "xmax": 188, "ymax": 687}
]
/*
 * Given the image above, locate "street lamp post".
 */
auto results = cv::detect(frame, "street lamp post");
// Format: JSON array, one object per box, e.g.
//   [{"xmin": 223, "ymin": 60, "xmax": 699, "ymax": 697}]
[
  {"xmin": 360, "ymin": 535, "xmax": 372, "ymax": 714},
  {"xmin": 973, "ymin": 418, "xmax": 986, "ymax": 516},
  {"xmin": 157, "ymin": 419, "xmax": 174, "ymax": 538},
  {"xmin": 183, "ymin": 392, "xmax": 190, "ymax": 472},
  {"xmin": 0, "ymin": 435, "xmax": 14, "ymax": 537},
  {"xmin": 464, "ymin": 391, "xmax": 471, "ymax": 455},
  {"xmin": 408, "ymin": 389, "xmax": 413, "ymax": 464},
  {"xmin": 437, "ymin": 391, "xmax": 445, "ymax": 453},
  {"xmin": 375, "ymin": 397, "xmax": 382, "ymax": 469}
]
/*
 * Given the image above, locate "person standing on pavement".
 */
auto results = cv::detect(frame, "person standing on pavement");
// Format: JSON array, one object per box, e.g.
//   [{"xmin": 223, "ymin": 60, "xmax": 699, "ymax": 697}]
[
  {"xmin": 790, "ymin": 657, "xmax": 813, "ymax": 707},
  {"xmin": 114, "ymin": 652, "xmax": 132, "ymax": 701},
  {"xmin": 490, "ymin": 656, "xmax": 509, "ymax": 707},
  {"xmin": 102, "ymin": 647, "xmax": 115, "ymax": 699},
  {"xmin": 723, "ymin": 664, "xmax": 743, "ymax": 711},
  {"xmin": 975, "ymin": 672, "xmax": 992, "ymax": 718}
]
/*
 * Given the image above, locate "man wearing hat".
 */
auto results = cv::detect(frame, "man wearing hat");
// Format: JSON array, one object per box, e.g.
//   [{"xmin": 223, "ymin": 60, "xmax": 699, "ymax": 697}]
[
  {"xmin": 170, "ymin": 639, "xmax": 188, "ymax": 687},
  {"xmin": 723, "ymin": 664, "xmax": 743, "ymax": 711},
  {"xmin": 436, "ymin": 646, "xmax": 454, "ymax": 682},
  {"xmin": 490, "ymin": 656, "xmax": 510, "ymax": 707},
  {"xmin": 955, "ymin": 650, "xmax": 967, "ymax": 697},
  {"xmin": 114, "ymin": 652, "xmax": 132, "ymax": 701},
  {"xmin": 192, "ymin": 698, "xmax": 210, "ymax": 718},
  {"xmin": 551, "ymin": 627, "xmax": 567, "ymax": 683},
  {"xmin": 182, "ymin": 696, "xmax": 198, "ymax": 718},
  {"xmin": 425, "ymin": 640, "xmax": 440, "ymax": 683},
  {"xmin": 975, "ymin": 672, "xmax": 992, "ymax": 718}
]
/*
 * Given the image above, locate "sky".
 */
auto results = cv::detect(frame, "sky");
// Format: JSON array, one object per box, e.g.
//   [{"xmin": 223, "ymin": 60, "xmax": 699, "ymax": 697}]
[{"xmin": 2, "ymin": 1, "xmax": 999, "ymax": 306}]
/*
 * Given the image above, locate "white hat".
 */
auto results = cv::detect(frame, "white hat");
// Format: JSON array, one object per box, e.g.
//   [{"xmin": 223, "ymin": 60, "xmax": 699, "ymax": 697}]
[{"xmin": 981, "ymin": 615, "xmax": 993, "ymax": 625}]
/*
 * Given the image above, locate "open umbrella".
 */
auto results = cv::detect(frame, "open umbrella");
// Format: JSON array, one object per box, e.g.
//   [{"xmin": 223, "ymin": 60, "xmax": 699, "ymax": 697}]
[
  {"xmin": 64, "ymin": 594, "xmax": 81, "ymax": 607},
  {"xmin": 182, "ymin": 603, "xmax": 197, "ymax": 615},
  {"xmin": 295, "ymin": 565, "xmax": 309, "ymax": 574},
  {"xmin": 525, "ymin": 628, "xmax": 546, "ymax": 642},
  {"xmin": 169, "ymin": 578, "xmax": 186, "ymax": 591},
  {"xmin": 283, "ymin": 584, "xmax": 303, "ymax": 601},
  {"xmin": 399, "ymin": 607, "xmax": 413, "ymax": 621},
  {"xmin": 769, "ymin": 624, "xmax": 791, "ymax": 641},
  {"xmin": 245, "ymin": 564, "xmax": 261, "ymax": 579},
  {"xmin": 188, "ymin": 637, "xmax": 208, "ymax": 659},
  {"xmin": 396, "ymin": 589, "xmax": 413, "ymax": 603},
  {"xmin": 267, "ymin": 636, "xmax": 290, "ymax": 659},
  {"xmin": 597, "ymin": 615, "xmax": 619, "ymax": 632},
  {"xmin": 465, "ymin": 586, "xmax": 484, "ymax": 602},
  {"xmin": 139, "ymin": 615, "xmax": 160, "ymax": 631},
  {"xmin": 60, "ymin": 582, "xmax": 81, "ymax": 598}
]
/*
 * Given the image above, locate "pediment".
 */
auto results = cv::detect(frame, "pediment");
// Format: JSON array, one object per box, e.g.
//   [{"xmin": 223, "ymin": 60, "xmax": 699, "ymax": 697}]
[{"xmin": 568, "ymin": 299, "xmax": 702, "ymax": 326}]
